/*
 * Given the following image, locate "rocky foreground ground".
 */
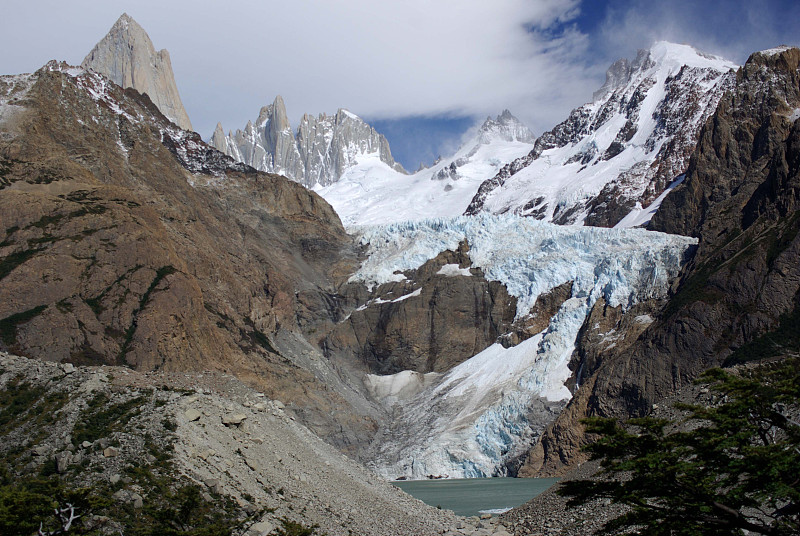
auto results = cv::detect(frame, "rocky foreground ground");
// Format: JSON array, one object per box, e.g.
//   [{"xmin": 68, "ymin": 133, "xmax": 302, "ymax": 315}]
[{"xmin": 0, "ymin": 352, "xmax": 520, "ymax": 536}]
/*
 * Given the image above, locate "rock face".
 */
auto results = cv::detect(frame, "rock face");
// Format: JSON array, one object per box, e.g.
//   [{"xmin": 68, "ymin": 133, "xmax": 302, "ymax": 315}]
[
  {"xmin": 212, "ymin": 97, "xmax": 406, "ymax": 187},
  {"xmin": 81, "ymin": 13, "xmax": 193, "ymax": 131},
  {"xmin": 465, "ymin": 42, "xmax": 737, "ymax": 227},
  {"xmin": 325, "ymin": 241, "xmax": 518, "ymax": 375},
  {"xmin": 0, "ymin": 61, "xmax": 378, "ymax": 456},
  {"xmin": 477, "ymin": 109, "xmax": 536, "ymax": 145},
  {"xmin": 522, "ymin": 46, "xmax": 800, "ymax": 477}
]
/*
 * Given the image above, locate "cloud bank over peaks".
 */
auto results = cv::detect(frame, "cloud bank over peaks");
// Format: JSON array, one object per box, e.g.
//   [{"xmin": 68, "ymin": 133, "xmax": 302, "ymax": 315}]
[{"xmin": 172, "ymin": 0, "xmax": 599, "ymax": 139}]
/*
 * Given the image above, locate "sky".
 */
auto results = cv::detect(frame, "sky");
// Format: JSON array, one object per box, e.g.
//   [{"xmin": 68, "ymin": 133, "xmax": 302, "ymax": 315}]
[{"xmin": 1, "ymin": 0, "xmax": 798, "ymax": 169}]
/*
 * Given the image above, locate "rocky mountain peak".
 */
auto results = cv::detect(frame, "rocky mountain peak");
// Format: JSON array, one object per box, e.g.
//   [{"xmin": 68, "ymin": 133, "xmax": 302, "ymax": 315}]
[
  {"xmin": 256, "ymin": 95, "xmax": 291, "ymax": 131},
  {"xmin": 593, "ymin": 57, "xmax": 632, "ymax": 101},
  {"xmin": 464, "ymin": 41, "xmax": 738, "ymax": 227},
  {"xmin": 210, "ymin": 122, "xmax": 226, "ymax": 149},
  {"xmin": 81, "ymin": 13, "xmax": 193, "ymax": 131},
  {"xmin": 478, "ymin": 109, "xmax": 535, "ymax": 144},
  {"xmin": 213, "ymin": 97, "xmax": 406, "ymax": 187},
  {"xmin": 745, "ymin": 45, "xmax": 800, "ymax": 74}
]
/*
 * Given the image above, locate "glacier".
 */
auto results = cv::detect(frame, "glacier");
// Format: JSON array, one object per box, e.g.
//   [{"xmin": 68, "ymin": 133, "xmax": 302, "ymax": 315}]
[{"xmin": 354, "ymin": 214, "xmax": 697, "ymax": 479}]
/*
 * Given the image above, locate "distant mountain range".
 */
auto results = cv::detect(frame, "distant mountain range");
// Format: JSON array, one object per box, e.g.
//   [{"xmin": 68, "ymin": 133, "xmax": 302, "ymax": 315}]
[
  {"xmin": 210, "ymin": 96, "xmax": 406, "ymax": 188},
  {"xmin": 211, "ymin": 43, "xmax": 737, "ymax": 234},
  {"xmin": 82, "ymin": 15, "xmax": 738, "ymax": 234},
  {"xmin": 465, "ymin": 42, "xmax": 737, "ymax": 228},
  {"xmin": 315, "ymin": 109, "xmax": 535, "ymax": 227}
]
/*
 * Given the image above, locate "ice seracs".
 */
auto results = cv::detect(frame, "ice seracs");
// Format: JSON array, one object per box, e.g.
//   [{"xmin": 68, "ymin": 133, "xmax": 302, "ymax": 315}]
[
  {"xmin": 465, "ymin": 42, "xmax": 738, "ymax": 228},
  {"xmin": 353, "ymin": 214, "xmax": 697, "ymax": 479}
]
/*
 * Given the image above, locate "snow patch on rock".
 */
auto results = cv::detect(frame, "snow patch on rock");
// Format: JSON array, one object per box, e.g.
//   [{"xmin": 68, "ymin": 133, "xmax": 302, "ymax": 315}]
[{"xmin": 437, "ymin": 264, "xmax": 472, "ymax": 277}]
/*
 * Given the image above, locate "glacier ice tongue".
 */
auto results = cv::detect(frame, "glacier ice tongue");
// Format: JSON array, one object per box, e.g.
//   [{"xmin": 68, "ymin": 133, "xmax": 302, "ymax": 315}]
[
  {"xmin": 357, "ymin": 214, "xmax": 697, "ymax": 479},
  {"xmin": 352, "ymin": 214, "xmax": 696, "ymax": 319}
]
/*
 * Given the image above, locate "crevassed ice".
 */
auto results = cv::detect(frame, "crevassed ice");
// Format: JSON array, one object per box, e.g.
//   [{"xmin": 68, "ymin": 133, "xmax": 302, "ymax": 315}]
[
  {"xmin": 352, "ymin": 214, "xmax": 696, "ymax": 318},
  {"xmin": 355, "ymin": 214, "xmax": 697, "ymax": 479}
]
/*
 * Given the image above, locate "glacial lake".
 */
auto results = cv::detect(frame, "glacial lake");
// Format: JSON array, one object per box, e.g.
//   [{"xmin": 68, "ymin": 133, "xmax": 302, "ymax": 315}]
[{"xmin": 393, "ymin": 477, "xmax": 559, "ymax": 517}]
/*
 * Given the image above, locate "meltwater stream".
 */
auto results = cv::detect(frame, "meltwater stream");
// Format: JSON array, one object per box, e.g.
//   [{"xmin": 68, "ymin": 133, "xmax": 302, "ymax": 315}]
[{"xmin": 394, "ymin": 477, "xmax": 559, "ymax": 517}]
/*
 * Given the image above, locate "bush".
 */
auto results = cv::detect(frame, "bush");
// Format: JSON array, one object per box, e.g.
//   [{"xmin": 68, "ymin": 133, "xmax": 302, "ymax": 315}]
[{"xmin": 558, "ymin": 357, "xmax": 800, "ymax": 535}]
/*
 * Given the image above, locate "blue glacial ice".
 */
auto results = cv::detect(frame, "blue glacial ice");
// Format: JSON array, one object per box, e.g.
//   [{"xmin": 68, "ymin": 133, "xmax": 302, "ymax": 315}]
[{"xmin": 355, "ymin": 214, "xmax": 697, "ymax": 479}]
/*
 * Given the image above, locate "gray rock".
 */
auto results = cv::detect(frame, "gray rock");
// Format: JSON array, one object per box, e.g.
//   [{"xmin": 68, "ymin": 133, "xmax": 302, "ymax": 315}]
[
  {"xmin": 185, "ymin": 408, "xmax": 202, "ymax": 422},
  {"xmin": 248, "ymin": 520, "xmax": 276, "ymax": 536},
  {"xmin": 213, "ymin": 97, "xmax": 406, "ymax": 187},
  {"xmin": 81, "ymin": 14, "xmax": 193, "ymax": 131},
  {"xmin": 222, "ymin": 413, "xmax": 247, "ymax": 426},
  {"xmin": 55, "ymin": 451, "xmax": 72, "ymax": 473},
  {"xmin": 103, "ymin": 446, "xmax": 119, "ymax": 458}
]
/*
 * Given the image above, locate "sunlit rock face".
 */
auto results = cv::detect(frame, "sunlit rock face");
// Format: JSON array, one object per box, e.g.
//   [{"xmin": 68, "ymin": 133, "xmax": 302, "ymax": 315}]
[
  {"xmin": 82, "ymin": 13, "xmax": 193, "ymax": 131},
  {"xmin": 212, "ymin": 97, "xmax": 405, "ymax": 188}
]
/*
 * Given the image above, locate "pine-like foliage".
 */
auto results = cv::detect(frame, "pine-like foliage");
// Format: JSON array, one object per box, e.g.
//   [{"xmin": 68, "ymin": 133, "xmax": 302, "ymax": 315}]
[{"xmin": 558, "ymin": 357, "xmax": 800, "ymax": 535}]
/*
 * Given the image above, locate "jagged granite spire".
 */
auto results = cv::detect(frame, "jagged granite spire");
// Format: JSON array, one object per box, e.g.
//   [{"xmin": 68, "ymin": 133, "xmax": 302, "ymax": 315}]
[
  {"xmin": 82, "ymin": 13, "xmax": 193, "ymax": 131},
  {"xmin": 214, "ymin": 97, "xmax": 406, "ymax": 187}
]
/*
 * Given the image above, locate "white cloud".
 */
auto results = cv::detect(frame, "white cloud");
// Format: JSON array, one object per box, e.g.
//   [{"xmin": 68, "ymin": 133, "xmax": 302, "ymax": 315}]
[
  {"xmin": 595, "ymin": 0, "xmax": 799, "ymax": 68},
  {"xmin": 169, "ymin": 0, "xmax": 598, "ymax": 136},
  {"xmin": 0, "ymin": 0, "xmax": 603, "ymax": 139}
]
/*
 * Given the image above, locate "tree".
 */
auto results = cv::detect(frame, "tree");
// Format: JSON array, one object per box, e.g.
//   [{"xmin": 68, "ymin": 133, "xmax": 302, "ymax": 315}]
[
  {"xmin": 558, "ymin": 357, "xmax": 800, "ymax": 535},
  {"xmin": 0, "ymin": 471, "xmax": 105, "ymax": 536}
]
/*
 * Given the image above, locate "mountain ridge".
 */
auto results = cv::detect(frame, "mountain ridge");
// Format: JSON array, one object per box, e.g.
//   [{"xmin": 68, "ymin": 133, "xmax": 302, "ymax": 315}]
[
  {"xmin": 521, "ymin": 45, "xmax": 800, "ymax": 478},
  {"xmin": 212, "ymin": 95, "xmax": 406, "ymax": 188},
  {"xmin": 464, "ymin": 41, "xmax": 737, "ymax": 228},
  {"xmin": 316, "ymin": 110, "xmax": 535, "ymax": 227}
]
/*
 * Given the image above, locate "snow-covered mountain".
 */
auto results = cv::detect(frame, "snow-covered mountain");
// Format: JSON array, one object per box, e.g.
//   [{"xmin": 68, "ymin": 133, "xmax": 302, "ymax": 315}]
[
  {"xmin": 316, "ymin": 110, "xmax": 534, "ymax": 227},
  {"xmin": 465, "ymin": 42, "xmax": 738, "ymax": 228},
  {"xmin": 211, "ymin": 96, "xmax": 406, "ymax": 187},
  {"xmin": 348, "ymin": 214, "xmax": 696, "ymax": 478}
]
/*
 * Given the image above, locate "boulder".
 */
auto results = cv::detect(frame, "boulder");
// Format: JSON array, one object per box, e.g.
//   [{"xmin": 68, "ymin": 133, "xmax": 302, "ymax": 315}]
[
  {"xmin": 248, "ymin": 520, "xmax": 276, "ymax": 536},
  {"xmin": 184, "ymin": 408, "xmax": 202, "ymax": 422},
  {"xmin": 222, "ymin": 413, "xmax": 247, "ymax": 426}
]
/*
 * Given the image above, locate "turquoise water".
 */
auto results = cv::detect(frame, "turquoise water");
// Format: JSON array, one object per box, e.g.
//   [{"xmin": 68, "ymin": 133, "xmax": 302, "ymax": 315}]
[{"xmin": 394, "ymin": 477, "xmax": 559, "ymax": 517}]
